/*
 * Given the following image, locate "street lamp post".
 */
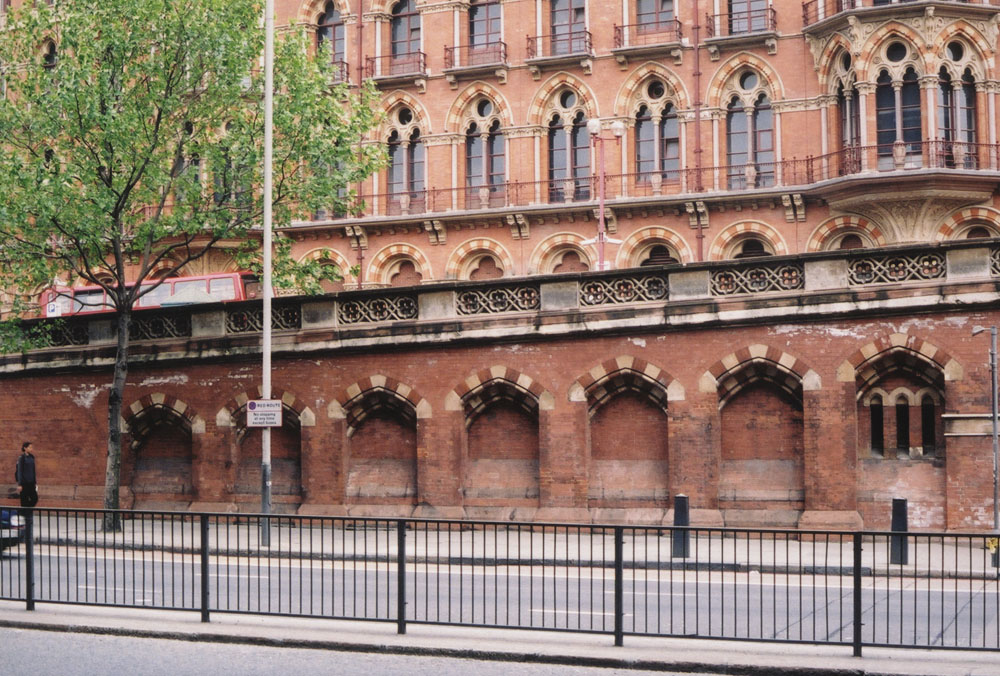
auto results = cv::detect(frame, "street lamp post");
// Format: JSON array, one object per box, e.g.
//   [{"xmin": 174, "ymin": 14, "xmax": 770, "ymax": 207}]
[
  {"xmin": 586, "ymin": 119, "xmax": 625, "ymax": 271},
  {"xmin": 972, "ymin": 326, "xmax": 999, "ymax": 545},
  {"xmin": 260, "ymin": 0, "xmax": 275, "ymax": 546}
]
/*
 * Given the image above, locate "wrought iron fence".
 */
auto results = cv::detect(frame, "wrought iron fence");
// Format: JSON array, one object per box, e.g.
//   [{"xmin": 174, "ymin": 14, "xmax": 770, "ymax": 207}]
[{"xmin": 1, "ymin": 509, "xmax": 999, "ymax": 654}]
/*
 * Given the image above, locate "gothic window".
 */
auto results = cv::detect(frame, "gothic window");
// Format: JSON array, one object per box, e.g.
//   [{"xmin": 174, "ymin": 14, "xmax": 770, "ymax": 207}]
[
  {"xmin": 966, "ymin": 226, "xmax": 992, "ymax": 239},
  {"xmin": 838, "ymin": 234, "xmax": 864, "ymax": 250},
  {"xmin": 391, "ymin": 0, "xmax": 420, "ymax": 57},
  {"xmin": 921, "ymin": 394, "xmax": 936, "ymax": 454},
  {"xmin": 875, "ymin": 49, "xmax": 922, "ymax": 168},
  {"xmin": 386, "ymin": 106, "xmax": 425, "ymax": 214},
  {"xmin": 317, "ymin": 2, "xmax": 345, "ymax": 64},
  {"xmin": 870, "ymin": 395, "xmax": 884, "ymax": 456},
  {"xmin": 635, "ymin": 91, "xmax": 680, "ymax": 182},
  {"xmin": 551, "ymin": 0, "xmax": 586, "ymax": 55},
  {"xmin": 726, "ymin": 89, "xmax": 773, "ymax": 189},
  {"xmin": 640, "ymin": 244, "xmax": 678, "ymax": 266},
  {"xmin": 733, "ymin": 237, "xmax": 770, "ymax": 258},
  {"xmin": 895, "ymin": 396, "xmax": 909, "ymax": 455},
  {"xmin": 466, "ymin": 117, "xmax": 505, "ymax": 207},
  {"xmin": 42, "ymin": 41, "xmax": 57, "ymax": 71},
  {"xmin": 938, "ymin": 67, "xmax": 977, "ymax": 168},
  {"xmin": 547, "ymin": 93, "xmax": 590, "ymax": 202}
]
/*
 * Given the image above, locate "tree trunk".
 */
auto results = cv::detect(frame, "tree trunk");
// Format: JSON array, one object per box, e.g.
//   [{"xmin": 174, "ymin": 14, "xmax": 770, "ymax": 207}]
[{"xmin": 103, "ymin": 308, "xmax": 131, "ymax": 531}]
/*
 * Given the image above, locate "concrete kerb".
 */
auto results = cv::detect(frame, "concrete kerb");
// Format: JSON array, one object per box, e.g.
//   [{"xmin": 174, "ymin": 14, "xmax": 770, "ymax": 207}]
[{"xmin": 0, "ymin": 601, "xmax": 996, "ymax": 676}]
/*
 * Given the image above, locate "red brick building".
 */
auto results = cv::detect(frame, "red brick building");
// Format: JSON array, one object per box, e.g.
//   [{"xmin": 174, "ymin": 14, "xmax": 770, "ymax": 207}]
[{"xmin": 3, "ymin": 0, "xmax": 1000, "ymax": 530}]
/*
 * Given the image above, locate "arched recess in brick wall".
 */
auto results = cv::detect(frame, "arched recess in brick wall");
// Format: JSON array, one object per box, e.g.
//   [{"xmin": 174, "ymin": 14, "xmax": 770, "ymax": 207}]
[
  {"xmin": 843, "ymin": 333, "xmax": 959, "ymax": 529},
  {"xmin": 710, "ymin": 220, "xmax": 788, "ymax": 260},
  {"xmin": 298, "ymin": 247, "xmax": 354, "ymax": 292},
  {"xmin": 367, "ymin": 242, "xmax": 433, "ymax": 286},
  {"xmin": 445, "ymin": 238, "xmax": 515, "ymax": 280},
  {"xmin": 448, "ymin": 367, "xmax": 554, "ymax": 507},
  {"xmin": 703, "ymin": 346, "xmax": 817, "ymax": 525},
  {"xmin": 616, "ymin": 226, "xmax": 691, "ymax": 268},
  {"xmin": 525, "ymin": 72, "xmax": 598, "ymax": 126},
  {"xmin": 124, "ymin": 395, "xmax": 205, "ymax": 507},
  {"xmin": 527, "ymin": 232, "xmax": 597, "ymax": 274},
  {"xmin": 613, "ymin": 61, "xmax": 690, "ymax": 117},
  {"xmin": 570, "ymin": 356, "xmax": 681, "ymax": 509},
  {"xmin": 217, "ymin": 389, "xmax": 315, "ymax": 507},
  {"xmin": 332, "ymin": 375, "xmax": 430, "ymax": 504},
  {"xmin": 807, "ymin": 215, "xmax": 887, "ymax": 252},
  {"xmin": 935, "ymin": 207, "xmax": 1000, "ymax": 241}
]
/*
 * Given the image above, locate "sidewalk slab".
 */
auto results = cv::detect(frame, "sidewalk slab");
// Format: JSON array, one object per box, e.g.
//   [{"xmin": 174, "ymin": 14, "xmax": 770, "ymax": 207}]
[{"xmin": 0, "ymin": 601, "xmax": 995, "ymax": 676}]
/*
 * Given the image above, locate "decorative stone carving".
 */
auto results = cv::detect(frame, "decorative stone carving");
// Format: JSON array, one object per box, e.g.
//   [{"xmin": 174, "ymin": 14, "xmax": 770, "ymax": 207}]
[{"xmin": 828, "ymin": 191, "xmax": 992, "ymax": 243}]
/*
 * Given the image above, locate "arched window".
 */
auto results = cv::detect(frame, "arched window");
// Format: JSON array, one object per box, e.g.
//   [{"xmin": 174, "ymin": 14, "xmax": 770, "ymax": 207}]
[
  {"xmin": 548, "ymin": 110, "xmax": 590, "ymax": 202},
  {"xmin": 838, "ymin": 234, "xmax": 864, "ymax": 250},
  {"xmin": 551, "ymin": 0, "xmax": 586, "ymax": 56},
  {"xmin": 391, "ymin": 0, "xmax": 420, "ymax": 58},
  {"xmin": 966, "ymin": 226, "xmax": 992, "ymax": 239},
  {"xmin": 726, "ymin": 93, "xmax": 773, "ymax": 189},
  {"xmin": 938, "ymin": 67, "xmax": 977, "ymax": 168},
  {"xmin": 466, "ymin": 120, "xmax": 506, "ymax": 207},
  {"xmin": 637, "ymin": 102, "xmax": 680, "ymax": 182},
  {"xmin": 895, "ymin": 396, "xmax": 910, "ymax": 456},
  {"xmin": 876, "ymin": 66, "xmax": 922, "ymax": 168},
  {"xmin": 637, "ymin": 0, "xmax": 674, "ymax": 28},
  {"xmin": 640, "ymin": 244, "xmax": 678, "ymax": 266},
  {"xmin": 387, "ymin": 125, "xmax": 425, "ymax": 214},
  {"xmin": 870, "ymin": 395, "xmax": 884, "ymax": 456},
  {"xmin": 733, "ymin": 238, "xmax": 770, "ymax": 258},
  {"xmin": 921, "ymin": 394, "xmax": 936, "ymax": 455},
  {"xmin": 317, "ymin": 2, "xmax": 345, "ymax": 65},
  {"xmin": 42, "ymin": 41, "xmax": 57, "ymax": 72},
  {"xmin": 837, "ymin": 82, "xmax": 861, "ymax": 173}
]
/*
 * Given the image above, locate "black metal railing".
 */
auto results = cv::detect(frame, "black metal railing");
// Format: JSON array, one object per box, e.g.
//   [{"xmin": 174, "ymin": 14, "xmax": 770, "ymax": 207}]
[{"xmin": 2, "ymin": 508, "xmax": 999, "ymax": 655}]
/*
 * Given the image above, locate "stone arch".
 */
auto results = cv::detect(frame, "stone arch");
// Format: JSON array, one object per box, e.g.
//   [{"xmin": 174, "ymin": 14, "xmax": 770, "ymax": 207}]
[
  {"xmin": 816, "ymin": 33, "xmax": 856, "ymax": 92},
  {"xmin": 707, "ymin": 52, "xmax": 784, "ymax": 108},
  {"xmin": 446, "ymin": 81, "xmax": 515, "ymax": 133},
  {"xmin": 367, "ymin": 242, "xmax": 433, "ymax": 284},
  {"xmin": 446, "ymin": 365, "xmax": 554, "ymax": 423},
  {"xmin": 124, "ymin": 394, "xmax": 205, "ymax": 505},
  {"xmin": 328, "ymin": 374, "xmax": 431, "ymax": 435},
  {"xmin": 216, "ymin": 387, "xmax": 315, "ymax": 442},
  {"xmin": 616, "ymin": 226, "xmax": 692, "ymax": 268},
  {"xmin": 933, "ymin": 21, "xmax": 993, "ymax": 80},
  {"xmin": 380, "ymin": 90, "xmax": 433, "ymax": 136},
  {"xmin": 839, "ymin": 333, "xmax": 961, "ymax": 398},
  {"xmin": 709, "ymin": 220, "xmax": 788, "ymax": 260},
  {"xmin": 856, "ymin": 24, "xmax": 928, "ymax": 81},
  {"xmin": 297, "ymin": 0, "xmax": 354, "ymax": 25},
  {"xmin": 298, "ymin": 247, "xmax": 354, "ymax": 290},
  {"xmin": 445, "ymin": 238, "xmax": 515, "ymax": 279},
  {"xmin": 526, "ymin": 72, "xmax": 599, "ymax": 126},
  {"xmin": 526, "ymin": 232, "xmax": 597, "ymax": 274},
  {"xmin": 807, "ymin": 215, "xmax": 888, "ymax": 252},
  {"xmin": 702, "ymin": 344, "xmax": 819, "ymax": 410},
  {"xmin": 935, "ymin": 206, "xmax": 1000, "ymax": 241},
  {"xmin": 614, "ymin": 61, "xmax": 690, "ymax": 116},
  {"xmin": 125, "ymin": 394, "xmax": 205, "ymax": 451},
  {"xmin": 569, "ymin": 355, "xmax": 680, "ymax": 414}
]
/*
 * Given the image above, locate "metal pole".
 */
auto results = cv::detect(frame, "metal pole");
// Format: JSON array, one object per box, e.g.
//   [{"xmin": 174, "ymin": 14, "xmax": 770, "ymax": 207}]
[
  {"xmin": 260, "ymin": 0, "xmax": 274, "ymax": 546},
  {"xmin": 596, "ymin": 134, "xmax": 606, "ymax": 271}
]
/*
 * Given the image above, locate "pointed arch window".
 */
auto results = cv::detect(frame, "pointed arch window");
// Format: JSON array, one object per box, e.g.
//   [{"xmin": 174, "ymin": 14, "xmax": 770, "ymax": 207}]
[
  {"xmin": 636, "ymin": 104, "xmax": 680, "ymax": 182},
  {"xmin": 938, "ymin": 67, "xmax": 977, "ymax": 168},
  {"xmin": 921, "ymin": 394, "xmax": 936, "ymax": 455},
  {"xmin": 895, "ymin": 396, "xmax": 910, "ymax": 456},
  {"xmin": 876, "ymin": 68, "xmax": 922, "ymax": 168},
  {"xmin": 548, "ymin": 111, "xmax": 590, "ymax": 202},
  {"xmin": 388, "ymin": 128, "xmax": 425, "ymax": 214},
  {"xmin": 317, "ymin": 2, "xmax": 345, "ymax": 64},
  {"xmin": 466, "ymin": 120, "xmax": 506, "ymax": 206},
  {"xmin": 726, "ymin": 94, "xmax": 773, "ymax": 189},
  {"xmin": 870, "ymin": 395, "xmax": 884, "ymax": 456}
]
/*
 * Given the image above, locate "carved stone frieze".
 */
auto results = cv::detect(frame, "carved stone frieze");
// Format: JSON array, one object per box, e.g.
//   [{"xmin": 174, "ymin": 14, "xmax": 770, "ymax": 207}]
[{"xmin": 828, "ymin": 190, "xmax": 991, "ymax": 243}]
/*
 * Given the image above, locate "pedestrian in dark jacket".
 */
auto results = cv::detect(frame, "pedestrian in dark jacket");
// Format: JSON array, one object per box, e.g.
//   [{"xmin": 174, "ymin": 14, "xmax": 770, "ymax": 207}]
[{"xmin": 15, "ymin": 441, "xmax": 37, "ymax": 508}]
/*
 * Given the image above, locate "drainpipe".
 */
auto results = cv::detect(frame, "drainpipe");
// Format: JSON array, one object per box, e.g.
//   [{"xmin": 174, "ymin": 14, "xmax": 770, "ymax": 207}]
[{"xmin": 692, "ymin": 0, "xmax": 705, "ymax": 260}]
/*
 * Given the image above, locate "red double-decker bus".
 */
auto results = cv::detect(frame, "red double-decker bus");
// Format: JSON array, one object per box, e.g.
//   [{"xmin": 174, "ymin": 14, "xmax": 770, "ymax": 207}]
[{"xmin": 41, "ymin": 272, "xmax": 258, "ymax": 317}]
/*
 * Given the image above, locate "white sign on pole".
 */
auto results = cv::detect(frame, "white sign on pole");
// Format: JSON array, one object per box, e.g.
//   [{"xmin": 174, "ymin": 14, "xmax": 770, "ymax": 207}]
[{"xmin": 247, "ymin": 399, "xmax": 282, "ymax": 427}]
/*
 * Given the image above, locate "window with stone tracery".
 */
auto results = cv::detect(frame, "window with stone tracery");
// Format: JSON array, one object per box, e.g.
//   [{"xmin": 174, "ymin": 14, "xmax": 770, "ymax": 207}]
[
  {"xmin": 464, "ymin": 98, "xmax": 506, "ymax": 208},
  {"xmin": 546, "ymin": 88, "xmax": 590, "ymax": 202},
  {"xmin": 724, "ymin": 70, "xmax": 773, "ymax": 190},
  {"xmin": 937, "ymin": 40, "xmax": 979, "ymax": 169},
  {"xmin": 385, "ymin": 106, "xmax": 425, "ymax": 214},
  {"xmin": 874, "ymin": 40, "xmax": 922, "ymax": 169},
  {"xmin": 634, "ymin": 79, "xmax": 680, "ymax": 183}
]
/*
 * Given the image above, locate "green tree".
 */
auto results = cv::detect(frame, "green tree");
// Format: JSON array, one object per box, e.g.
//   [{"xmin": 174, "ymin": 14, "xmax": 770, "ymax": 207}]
[{"xmin": 0, "ymin": 0, "xmax": 383, "ymax": 523}]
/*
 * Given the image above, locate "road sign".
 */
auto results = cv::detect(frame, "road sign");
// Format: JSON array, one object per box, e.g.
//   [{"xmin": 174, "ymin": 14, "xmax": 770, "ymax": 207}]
[{"xmin": 247, "ymin": 399, "xmax": 282, "ymax": 427}]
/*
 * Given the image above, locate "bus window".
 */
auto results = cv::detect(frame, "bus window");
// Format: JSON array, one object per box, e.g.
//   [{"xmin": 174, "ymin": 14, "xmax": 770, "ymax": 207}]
[
  {"xmin": 137, "ymin": 282, "xmax": 173, "ymax": 308},
  {"xmin": 173, "ymin": 279, "xmax": 206, "ymax": 296},
  {"xmin": 46, "ymin": 293, "xmax": 73, "ymax": 317},
  {"xmin": 208, "ymin": 277, "xmax": 237, "ymax": 300}
]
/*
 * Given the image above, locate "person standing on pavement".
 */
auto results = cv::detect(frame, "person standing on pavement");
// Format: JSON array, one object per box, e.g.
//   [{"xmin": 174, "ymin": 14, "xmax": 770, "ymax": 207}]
[{"xmin": 15, "ymin": 441, "xmax": 38, "ymax": 507}]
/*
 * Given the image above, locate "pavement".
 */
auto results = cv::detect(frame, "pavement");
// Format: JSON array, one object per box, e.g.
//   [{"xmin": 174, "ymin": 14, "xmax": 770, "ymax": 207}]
[{"xmin": 0, "ymin": 600, "xmax": 997, "ymax": 676}]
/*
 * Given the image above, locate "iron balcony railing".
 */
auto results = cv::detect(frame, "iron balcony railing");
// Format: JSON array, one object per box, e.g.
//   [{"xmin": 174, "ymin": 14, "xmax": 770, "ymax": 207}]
[
  {"xmin": 444, "ymin": 41, "xmax": 508, "ymax": 69},
  {"xmin": 706, "ymin": 8, "xmax": 777, "ymax": 38},
  {"xmin": 613, "ymin": 20, "xmax": 683, "ymax": 48},
  {"xmin": 803, "ymin": 0, "xmax": 1000, "ymax": 26},
  {"xmin": 526, "ymin": 31, "xmax": 592, "ymax": 59},
  {"xmin": 2, "ymin": 508, "xmax": 999, "ymax": 654},
  {"xmin": 364, "ymin": 51, "xmax": 426, "ymax": 79}
]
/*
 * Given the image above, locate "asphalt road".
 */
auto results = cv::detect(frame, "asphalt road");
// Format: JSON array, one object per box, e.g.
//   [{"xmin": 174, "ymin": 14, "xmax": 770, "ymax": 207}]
[
  {"xmin": 1, "ymin": 627, "xmax": 712, "ymax": 676},
  {"xmin": 2, "ymin": 549, "xmax": 998, "ymax": 649}
]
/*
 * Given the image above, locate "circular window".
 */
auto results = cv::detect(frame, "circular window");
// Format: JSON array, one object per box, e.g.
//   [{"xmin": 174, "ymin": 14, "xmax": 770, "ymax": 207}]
[
  {"xmin": 841, "ymin": 53, "xmax": 852, "ymax": 71},
  {"xmin": 738, "ymin": 71, "xmax": 758, "ymax": 91},
  {"xmin": 559, "ymin": 90, "xmax": 577, "ymax": 109},
  {"xmin": 646, "ymin": 80, "xmax": 665, "ymax": 100},
  {"xmin": 397, "ymin": 107, "xmax": 413, "ymax": 125},
  {"xmin": 886, "ymin": 42, "xmax": 907, "ymax": 63},
  {"xmin": 947, "ymin": 41, "xmax": 964, "ymax": 62},
  {"xmin": 476, "ymin": 99, "xmax": 493, "ymax": 117}
]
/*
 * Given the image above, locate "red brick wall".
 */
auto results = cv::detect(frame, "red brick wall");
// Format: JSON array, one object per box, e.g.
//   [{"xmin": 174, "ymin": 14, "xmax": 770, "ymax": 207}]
[
  {"xmin": 466, "ymin": 402, "xmax": 539, "ymax": 505},
  {"xmin": 720, "ymin": 383, "xmax": 804, "ymax": 510},
  {"xmin": 347, "ymin": 410, "xmax": 417, "ymax": 503},
  {"xmin": 130, "ymin": 424, "xmax": 193, "ymax": 501},
  {"xmin": 236, "ymin": 425, "xmax": 302, "ymax": 498},
  {"xmin": 589, "ymin": 392, "xmax": 669, "ymax": 507}
]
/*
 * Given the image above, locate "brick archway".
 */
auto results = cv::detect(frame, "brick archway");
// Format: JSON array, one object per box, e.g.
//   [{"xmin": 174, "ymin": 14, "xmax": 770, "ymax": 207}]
[
  {"xmin": 935, "ymin": 207, "xmax": 1000, "ymax": 241},
  {"xmin": 216, "ymin": 387, "xmax": 315, "ymax": 440},
  {"xmin": 366, "ymin": 242, "xmax": 433, "ymax": 284},
  {"xmin": 807, "ymin": 215, "xmax": 887, "ymax": 252},
  {"xmin": 569, "ymin": 355, "xmax": 681, "ymax": 414},
  {"xmin": 707, "ymin": 52, "xmax": 784, "ymax": 107},
  {"xmin": 446, "ymin": 365, "xmax": 554, "ymax": 424},
  {"xmin": 855, "ymin": 24, "xmax": 928, "ymax": 81},
  {"xmin": 703, "ymin": 344, "xmax": 819, "ymax": 409},
  {"xmin": 839, "ymin": 333, "xmax": 962, "ymax": 396},
  {"xmin": 709, "ymin": 220, "xmax": 788, "ymax": 260},
  {"xmin": 328, "ymin": 374, "xmax": 431, "ymax": 435},
  {"xmin": 125, "ymin": 394, "xmax": 205, "ymax": 449},
  {"xmin": 446, "ymin": 81, "xmax": 515, "ymax": 132},
  {"xmin": 616, "ymin": 226, "xmax": 692, "ymax": 268},
  {"xmin": 445, "ymin": 238, "xmax": 515, "ymax": 280},
  {"xmin": 614, "ymin": 61, "xmax": 690, "ymax": 116},
  {"xmin": 526, "ymin": 72, "xmax": 598, "ymax": 126}
]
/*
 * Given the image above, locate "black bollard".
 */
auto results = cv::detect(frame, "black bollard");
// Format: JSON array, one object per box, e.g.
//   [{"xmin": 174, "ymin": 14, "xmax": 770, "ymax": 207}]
[
  {"xmin": 672, "ymin": 494, "xmax": 690, "ymax": 559},
  {"xmin": 889, "ymin": 497, "xmax": 908, "ymax": 565}
]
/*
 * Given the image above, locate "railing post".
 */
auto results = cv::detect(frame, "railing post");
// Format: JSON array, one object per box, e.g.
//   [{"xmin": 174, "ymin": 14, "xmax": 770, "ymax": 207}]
[
  {"xmin": 614, "ymin": 525, "xmax": 624, "ymax": 647},
  {"xmin": 889, "ymin": 497, "xmax": 908, "ymax": 565},
  {"xmin": 853, "ymin": 531, "xmax": 862, "ymax": 657},
  {"xmin": 24, "ymin": 509, "xmax": 34, "ymax": 611},
  {"xmin": 200, "ymin": 514, "xmax": 210, "ymax": 623},
  {"xmin": 397, "ymin": 519, "xmax": 407, "ymax": 635},
  {"xmin": 671, "ymin": 494, "xmax": 690, "ymax": 558}
]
